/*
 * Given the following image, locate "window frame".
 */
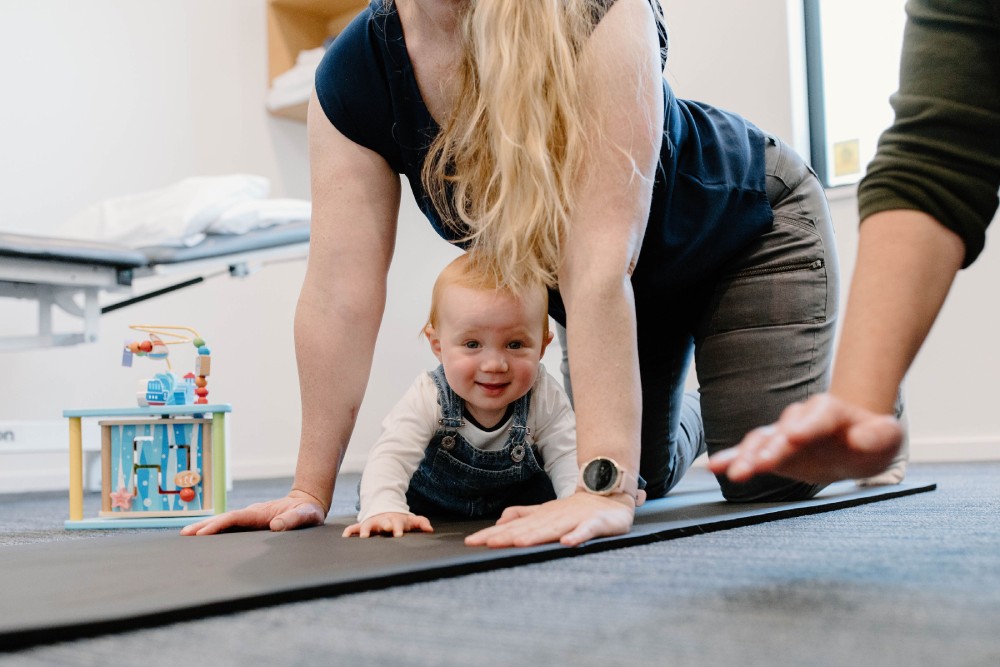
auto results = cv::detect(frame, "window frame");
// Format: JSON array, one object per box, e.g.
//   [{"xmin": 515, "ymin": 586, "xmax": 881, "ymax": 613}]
[{"xmin": 803, "ymin": 0, "xmax": 908, "ymax": 189}]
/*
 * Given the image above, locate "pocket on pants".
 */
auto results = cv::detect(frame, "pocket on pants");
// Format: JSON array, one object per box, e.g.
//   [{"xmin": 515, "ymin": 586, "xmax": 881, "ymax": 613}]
[{"xmin": 704, "ymin": 213, "xmax": 829, "ymax": 335}]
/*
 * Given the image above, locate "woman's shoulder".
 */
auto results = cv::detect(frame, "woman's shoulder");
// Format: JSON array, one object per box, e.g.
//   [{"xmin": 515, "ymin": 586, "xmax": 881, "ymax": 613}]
[
  {"xmin": 314, "ymin": 1, "xmax": 403, "ymax": 168},
  {"xmin": 315, "ymin": 4, "xmax": 384, "ymax": 98}
]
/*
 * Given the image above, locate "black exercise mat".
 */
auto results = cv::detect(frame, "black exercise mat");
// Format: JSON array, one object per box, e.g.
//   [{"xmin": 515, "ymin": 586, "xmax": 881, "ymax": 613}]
[{"xmin": 0, "ymin": 480, "xmax": 935, "ymax": 650}]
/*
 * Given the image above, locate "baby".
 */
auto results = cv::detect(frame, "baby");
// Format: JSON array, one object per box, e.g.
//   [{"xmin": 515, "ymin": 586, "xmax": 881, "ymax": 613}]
[{"xmin": 344, "ymin": 252, "xmax": 578, "ymax": 537}]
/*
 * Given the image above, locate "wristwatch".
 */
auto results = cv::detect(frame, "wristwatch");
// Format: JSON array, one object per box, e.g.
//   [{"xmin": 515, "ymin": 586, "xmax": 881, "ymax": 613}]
[{"xmin": 578, "ymin": 456, "xmax": 646, "ymax": 503}]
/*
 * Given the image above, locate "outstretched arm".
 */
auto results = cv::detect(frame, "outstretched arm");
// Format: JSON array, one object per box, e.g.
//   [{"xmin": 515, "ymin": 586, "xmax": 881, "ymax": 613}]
[
  {"xmin": 183, "ymin": 92, "xmax": 401, "ymax": 535},
  {"xmin": 466, "ymin": 0, "xmax": 662, "ymax": 548},
  {"xmin": 710, "ymin": 210, "xmax": 965, "ymax": 484}
]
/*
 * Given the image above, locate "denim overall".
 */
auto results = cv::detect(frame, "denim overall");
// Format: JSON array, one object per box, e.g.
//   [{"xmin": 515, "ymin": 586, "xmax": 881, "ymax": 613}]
[{"xmin": 405, "ymin": 366, "xmax": 557, "ymax": 519}]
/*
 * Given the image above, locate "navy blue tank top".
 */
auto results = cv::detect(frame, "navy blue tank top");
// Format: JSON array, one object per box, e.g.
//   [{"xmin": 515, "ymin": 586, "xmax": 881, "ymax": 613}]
[{"xmin": 314, "ymin": 0, "xmax": 773, "ymax": 329}]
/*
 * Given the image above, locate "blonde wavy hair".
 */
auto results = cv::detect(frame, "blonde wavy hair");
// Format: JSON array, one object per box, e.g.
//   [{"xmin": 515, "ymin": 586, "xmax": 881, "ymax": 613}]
[{"xmin": 421, "ymin": 0, "xmax": 663, "ymax": 293}]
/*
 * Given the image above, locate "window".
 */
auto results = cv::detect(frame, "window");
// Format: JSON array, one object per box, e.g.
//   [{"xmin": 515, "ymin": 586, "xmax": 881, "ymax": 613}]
[{"xmin": 804, "ymin": 0, "xmax": 908, "ymax": 188}]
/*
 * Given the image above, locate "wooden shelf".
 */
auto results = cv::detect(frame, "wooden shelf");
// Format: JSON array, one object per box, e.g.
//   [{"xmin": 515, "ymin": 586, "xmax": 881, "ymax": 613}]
[{"xmin": 266, "ymin": 0, "xmax": 367, "ymax": 121}]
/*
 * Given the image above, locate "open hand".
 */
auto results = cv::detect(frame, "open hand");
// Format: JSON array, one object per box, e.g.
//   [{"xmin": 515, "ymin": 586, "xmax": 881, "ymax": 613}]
[
  {"xmin": 180, "ymin": 489, "xmax": 327, "ymax": 536},
  {"xmin": 342, "ymin": 512, "xmax": 434, "ymax": 538},
  {"xmin": 708, "ymin": 393, "xmax": 904, "ymax": 485},
  {"xmin": 465, "ymin": 492, "xmax": 637, "ymax": 549}
]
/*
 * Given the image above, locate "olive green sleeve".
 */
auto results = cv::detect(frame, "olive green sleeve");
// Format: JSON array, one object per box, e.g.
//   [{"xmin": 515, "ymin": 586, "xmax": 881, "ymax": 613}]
[{"xmin": 857, "ymin": 0, "xmax": 1000, "ymax": 267}]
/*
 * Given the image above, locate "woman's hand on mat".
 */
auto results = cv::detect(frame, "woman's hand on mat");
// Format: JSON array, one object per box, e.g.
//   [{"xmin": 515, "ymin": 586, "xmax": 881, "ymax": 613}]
[
  {"xmin": 708, "ymin": 393, "xmax": 904, "ymax": 485},
  {"xmin": 180, "ymin": 490, "xmax": 328, "ymax": 536},
  {"xmin": 342, "ymin": 512, "xmax": 434, "ymax": 538},
  {"xmin": 464, "ymin": 492, "xmax": 636, "ymax": 548}
]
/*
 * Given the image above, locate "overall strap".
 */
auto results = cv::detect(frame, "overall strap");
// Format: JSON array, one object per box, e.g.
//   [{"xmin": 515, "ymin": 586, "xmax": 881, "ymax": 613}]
[
  {"xmin": 507, "ymin": 386, "xmax": 532, "ymax": 447},
  {"xmin": 430, "ymin": 365, "xmax": 464, "ymax": 432}
]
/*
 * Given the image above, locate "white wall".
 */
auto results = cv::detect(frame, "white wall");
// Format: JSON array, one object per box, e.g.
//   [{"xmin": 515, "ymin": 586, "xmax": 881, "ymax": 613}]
[{"xmin": 0, "ymin": 0, "xmax": 996, "ymax": 492}]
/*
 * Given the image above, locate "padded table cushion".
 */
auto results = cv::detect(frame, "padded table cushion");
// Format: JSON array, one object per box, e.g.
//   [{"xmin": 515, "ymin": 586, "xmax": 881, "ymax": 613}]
[
  {"xmin": 0, "ymin": 231, "xmax": 147, "ymax": 268},
  {"xmin": 0, "ymin": 479, "xmax": 935, "ymax": 651},
  {"xmin": 139, "ymin": 222, "xmax": 310, "ymax": 264},
  {"xmin": 0, "ymin": 222, "xmax": 310, "ymax": 271}
]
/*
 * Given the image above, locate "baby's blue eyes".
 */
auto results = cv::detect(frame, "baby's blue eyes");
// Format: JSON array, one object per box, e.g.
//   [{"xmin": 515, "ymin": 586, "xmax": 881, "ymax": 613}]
[{"xmin": 461, "ymin": 341, "xmax": 525, "ymax": 349}]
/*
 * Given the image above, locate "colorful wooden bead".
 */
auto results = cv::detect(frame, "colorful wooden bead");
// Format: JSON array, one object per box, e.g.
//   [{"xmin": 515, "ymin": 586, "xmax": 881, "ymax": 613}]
[{"xmin": 195, "ymin": 356, "xmax": 211, "ymax": 376}]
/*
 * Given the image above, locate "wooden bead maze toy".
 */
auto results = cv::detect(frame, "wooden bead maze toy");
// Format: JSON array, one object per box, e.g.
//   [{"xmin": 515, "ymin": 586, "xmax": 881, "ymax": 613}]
[{"xmin": 64, "ymin": 325, "xmax": 231, "ymax": 529}]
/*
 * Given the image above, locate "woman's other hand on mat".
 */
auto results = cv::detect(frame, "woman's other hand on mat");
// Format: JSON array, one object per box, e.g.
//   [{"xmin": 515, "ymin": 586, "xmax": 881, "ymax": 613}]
[
  {"xmin": 342, "ymin": 512, "xmax": 434, "ymax": 538},
  {"xmin": 180, "ymin": 489, "xmax": 328, "ymax": 536},
  {"xmin": 465, "ymin": 492, "xmax": 637, "ymax": 549},
  {"xmin": 708, "ymin": 393, "xmax": 904, "ymax": 485}
]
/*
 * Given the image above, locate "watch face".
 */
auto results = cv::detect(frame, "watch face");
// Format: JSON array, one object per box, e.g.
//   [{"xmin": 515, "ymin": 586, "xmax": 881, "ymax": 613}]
[{"xmin": 582, "ymin": 458, "xmax": 618, "ymax": 493}]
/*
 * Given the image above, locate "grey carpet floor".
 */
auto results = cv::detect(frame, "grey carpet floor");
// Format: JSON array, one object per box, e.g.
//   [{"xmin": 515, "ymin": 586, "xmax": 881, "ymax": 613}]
[{"xmin": 1, "ymin": 461, "xmax": 998, "ymax": 666}]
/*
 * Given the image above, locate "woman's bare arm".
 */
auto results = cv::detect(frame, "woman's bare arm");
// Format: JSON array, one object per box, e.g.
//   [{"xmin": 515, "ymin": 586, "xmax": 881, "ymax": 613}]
[
  {"xmin": 183, "ymin": 92, "xmax": 401, "ymax": 534},
  {"xmin": 466, "ymin": 0, "xmax": 662, "ymax": 547}
]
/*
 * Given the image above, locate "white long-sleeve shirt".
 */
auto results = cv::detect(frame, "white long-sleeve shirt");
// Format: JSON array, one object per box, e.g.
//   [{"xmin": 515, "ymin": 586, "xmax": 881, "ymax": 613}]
[{"xmin": 358, "ymin": 365, "xmax": 579, "ymax": 522}]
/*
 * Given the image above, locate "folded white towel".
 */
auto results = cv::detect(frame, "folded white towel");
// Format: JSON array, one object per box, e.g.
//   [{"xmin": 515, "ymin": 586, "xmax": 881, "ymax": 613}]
[
  {"xmin": 266, "ymin": 46, "xmax": 326, "ymax": 111},
  {"xmin": 265, "ymin": 81, "xmax": 314, "ymax": 112},
  {"xmin": 207, "ymin": 198, "xmax": 311, "ymax": 235},
  {"xmin": 271, "ymin": 47, "xmax": 325, "ymax": 89},
  {"xmin": 58, "ymin": 175, "xmax": 270, "ymax": 248}
]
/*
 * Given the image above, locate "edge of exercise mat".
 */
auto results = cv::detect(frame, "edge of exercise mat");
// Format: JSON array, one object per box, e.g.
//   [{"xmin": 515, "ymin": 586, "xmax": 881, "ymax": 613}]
[{"xmin": 0, "ymin": 480, "xmax": 936, "ymax": 652}]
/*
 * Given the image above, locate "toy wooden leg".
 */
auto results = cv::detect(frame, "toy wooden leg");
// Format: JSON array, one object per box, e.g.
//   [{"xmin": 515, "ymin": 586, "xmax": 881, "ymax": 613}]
[
  {"xmin": 101, "ymin": 426, "xmax": 112, "ymax": 513},
  {"xmin": 212, "ymin": 412, "xmax": 226, "ymax": 513},
  {"xmin": 68, "ymin": 417, "xmax": 84, "ymax": 521}
]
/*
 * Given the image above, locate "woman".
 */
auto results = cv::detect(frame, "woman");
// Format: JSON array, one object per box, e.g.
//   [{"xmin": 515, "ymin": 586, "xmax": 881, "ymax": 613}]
[{"xmin": 184, "ymin": 0, "xmax": 839, "ymax": 547}]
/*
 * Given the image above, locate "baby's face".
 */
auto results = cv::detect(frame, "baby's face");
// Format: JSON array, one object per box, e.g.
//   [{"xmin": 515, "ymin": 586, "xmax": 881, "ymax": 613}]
[{"xmin": 428, "ymin": 285, "xmax": 551, "ymax": 429}]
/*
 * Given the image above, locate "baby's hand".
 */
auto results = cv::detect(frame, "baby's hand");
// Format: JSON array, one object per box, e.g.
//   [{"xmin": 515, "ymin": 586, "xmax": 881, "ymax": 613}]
[{"xmin": 342, "ymin": 512, "xmax": 434, "ymax": 538}]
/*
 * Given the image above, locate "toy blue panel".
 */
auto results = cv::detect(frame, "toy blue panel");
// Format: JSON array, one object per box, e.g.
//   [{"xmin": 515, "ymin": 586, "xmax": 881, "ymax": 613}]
[
  {"xmin": 134, "ymin": 463, "xmax": 164, "ymax": 512},
  {"xmin": 108, "ymin": 423, "xmax": 143, "ymax": 504},
  {"xmin": 172, "ymin": 422, "xmax": 189, "ymax": 445},
  {"xmin": 106, "ymin": 421, "xmax": 206, "ymax": 514}
]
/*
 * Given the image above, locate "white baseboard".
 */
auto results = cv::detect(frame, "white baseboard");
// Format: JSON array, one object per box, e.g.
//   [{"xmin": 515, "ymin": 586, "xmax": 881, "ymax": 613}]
[
  {"xmin": 0, "ymin": 458, "xmax": 68, "ymax": 493},
  {"xmin": 910, "ymin": 436, "xmax": 1000, "ymax": 462},
  {"xmin": 0, "ymin": 419, "xmax": 100, "ymax": 455},
  {"xmin": 230, "ymin": 457, "xmax": 298, "ymax": 480},
  {"xmin": 0, "ymin": 419, "xmax": 101, "ymax": 493}
]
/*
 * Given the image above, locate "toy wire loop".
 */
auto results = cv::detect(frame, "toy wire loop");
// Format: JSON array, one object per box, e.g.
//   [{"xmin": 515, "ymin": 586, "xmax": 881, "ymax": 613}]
[
  {"xmin": 123, "ymin": 324, "xmax": 213, "ymax": 406},
  {"xmin": 125, "ymin": 325, "xmax": 203, "ymax": 370}
]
